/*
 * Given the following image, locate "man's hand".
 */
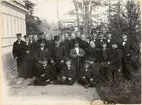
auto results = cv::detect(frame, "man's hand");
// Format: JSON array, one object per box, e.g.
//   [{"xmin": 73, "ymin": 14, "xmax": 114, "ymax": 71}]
[
  {"xmin": 62, "ymin": 76, "xmax": 66, "ymax": 80},
  {"xmin": 60, "ymin": 60, "xmax": 64, "ymax": 63},
  {"xmin": 108, "ymin": 62, "xmax": 110, "ymax": 64},
  {"xmin": 46, "ymin": 79, "xmax": 50, "ymax": 82},
  {"xmin": 26, "ymin": 51, "xmax": 30, "ymax": 54},
  {"xmin": 90, "ymin": 78, "xmax": 93, "ymax": 82},
  {"xmin": 15, "ymin": 57, "xmax": 18, "ymax": 60},
  {"xmin": 41, "ymin": 73, "xmax": 45, "ymax": 77},
  {"xmin": 82, "ymin": 76, "xmax": 86, "ymax": 79},
  {"xmin": 68, "ymin": 78, "xmax": 72, "ymax": 81}
]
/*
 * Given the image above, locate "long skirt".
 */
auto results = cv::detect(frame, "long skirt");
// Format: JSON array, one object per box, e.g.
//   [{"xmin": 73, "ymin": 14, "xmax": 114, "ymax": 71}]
[{"xmin": 20, "ymin": 60, "xmax": 33, "ymax": 79}]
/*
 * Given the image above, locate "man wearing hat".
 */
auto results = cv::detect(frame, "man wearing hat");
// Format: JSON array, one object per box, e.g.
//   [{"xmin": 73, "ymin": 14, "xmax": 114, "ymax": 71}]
[
  {"xmin": 35, "ymin": 41, "xmax": 55, "ymax": 81},
  {"xmin": 50, "ymin": 35, "xmax": 68, "ymax": 77},
  {"xmin": 69, "ymin": 41, "xmax": 85, "ymax": 76},
  {"xmin": 13, "ymin": 33, "xmax": 26, "ymax": 77},
  {"xmin": 100, "ymin": 41, "xmax": 122, "ymax": 81}
]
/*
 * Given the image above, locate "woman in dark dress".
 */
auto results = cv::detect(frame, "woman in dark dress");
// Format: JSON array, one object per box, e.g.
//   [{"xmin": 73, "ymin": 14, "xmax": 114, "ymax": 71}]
[{"xmin": 22, "ymin": 35, "xmax": 33, "ymax": 79}]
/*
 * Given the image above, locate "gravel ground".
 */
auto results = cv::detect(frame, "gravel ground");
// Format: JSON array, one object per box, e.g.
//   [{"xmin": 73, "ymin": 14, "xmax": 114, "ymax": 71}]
[{"xmin": 2, "ymin": 69, "xmax": 100, "ymax": 105}]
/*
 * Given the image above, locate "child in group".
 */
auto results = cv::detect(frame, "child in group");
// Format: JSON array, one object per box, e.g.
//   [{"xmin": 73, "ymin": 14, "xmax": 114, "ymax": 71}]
[
  {"xmin": 33, "ymin": 60, "xmax": 52, "ymax": 86},
  {"xmin": 57, "ymin": 59, "xmax": 76, "ymax": 85},
  {"xmin": 78, "ymin": 61, "xmax": 96, "ymax": 88}
]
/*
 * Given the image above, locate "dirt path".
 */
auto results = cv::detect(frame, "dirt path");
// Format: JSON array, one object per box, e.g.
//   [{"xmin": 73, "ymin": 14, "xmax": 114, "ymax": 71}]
[{"xmin": 3, "ymin": 70, "xmax": 100, "ymax": 105}]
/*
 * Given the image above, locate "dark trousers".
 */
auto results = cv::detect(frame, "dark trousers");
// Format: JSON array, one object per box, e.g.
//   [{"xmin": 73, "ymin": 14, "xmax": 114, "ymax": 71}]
[{"xmin": 122, "ymin": 57, "xmax": 133, "ymax": 80}]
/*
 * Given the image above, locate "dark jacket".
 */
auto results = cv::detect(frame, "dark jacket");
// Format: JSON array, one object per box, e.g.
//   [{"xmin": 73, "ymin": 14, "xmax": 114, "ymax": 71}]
[
  {"xmin": 100, "ymin": 48, "xmax": 111, "ymax": 62},
  {"xmin": 24, "ymin": 42, "xmax": 33, "ymax": 60},
  {"xmin": 35, "ymin": 47, "xmax": 52, "ymax": 62},
  {"xmin": 60, "ymin": 40, "xmax": 69, "ymax": 54},
  {"xmin": 79, "ymin": 66, "xmax": 95, "ymax": 79},
  {"xmin": 120, "ymin": 40, "xmax": 132, "ymax": 60},
  {"xmin": 85, "ymin": 47, "xmax": 97, "ymax": 62},
  {"xmin": 60, "ymin": 65, "xmax": 76, "ymax": 79},
  {"xmin": 105, "ymin": 38, "xmax": 114, "ymax": 48},
  {"xmin": 12, "ymin": 40, "xmax": 26, "ymax": 60},
  {"xmin": 51, "ymin": 44, "xmax": 68, "ymax": 61},
  {"xmin": 109, "ymin": 48, "xmax": 122, "ymax": 69}
]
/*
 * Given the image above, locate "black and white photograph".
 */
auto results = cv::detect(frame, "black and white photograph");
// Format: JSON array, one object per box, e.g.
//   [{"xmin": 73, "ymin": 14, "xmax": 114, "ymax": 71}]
[{"xmin": 1, "ymin": 0, "xmax": 141, "ymax": 104}]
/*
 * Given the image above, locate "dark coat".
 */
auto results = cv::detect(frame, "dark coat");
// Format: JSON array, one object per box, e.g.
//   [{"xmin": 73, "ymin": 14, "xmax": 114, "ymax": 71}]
[
  {"xmin": 12, "ymin": 40, "xmax": 26, "ymax": 63},
  {"xmin": 60, "ymin": 65, "xmax": 76, "ymax": 79},
  {"xmin": 85, "ymin": 47, "xmax": 98, "ymax": 62},
  {"xmin": 100, "ymin": 48, "xmax": 111, "ymax": 62},
  {"xmin": 108, "ymin": 48, "xmax": 122, "ymax": 69},
  {"xmin": 60, "ymin": 40, "xmax": 69, "ymax": 54},
  {"xmin": 105, "ymin": 38, "xmax": 115, "ymax": 48},
  {"xmin": 35, "ymin": 47, "xmax": 52, "ymax": 62},
  {"xmin": 51, "ymin": 44, "xmax": 68, "ymax": 62},
  {"xmin": 95, "ymin": 38, "xmax": 106, "ymax": 49},
  {"xmin": 79, "ymin": 66, "xmax": 95, "ymax": 79},
  {"xmin": 32, "ymin": 41, "xmax": 40, "ymax": 55},
  {"xmin": 120, "ymin": 40, "xmax": 132, "ymax": 61},
  {"xmin": 77, "ymin": 38, "xmax": 89, "ymax": 51},
  {"xmin": 24, "ymin": 42, "xmax": 33, "ymax": 60}
]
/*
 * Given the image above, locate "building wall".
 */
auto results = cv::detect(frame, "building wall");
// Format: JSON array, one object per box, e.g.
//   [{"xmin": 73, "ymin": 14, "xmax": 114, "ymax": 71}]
[{"xmin": 1, "ymin": 1, "xmax": 27, "ymax": 71}]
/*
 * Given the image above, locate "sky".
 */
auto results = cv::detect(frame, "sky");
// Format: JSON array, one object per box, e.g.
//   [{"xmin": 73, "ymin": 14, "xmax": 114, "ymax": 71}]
[{"xmin": 31, "ymin": 0, "xmax": 132, "ymax": 24}]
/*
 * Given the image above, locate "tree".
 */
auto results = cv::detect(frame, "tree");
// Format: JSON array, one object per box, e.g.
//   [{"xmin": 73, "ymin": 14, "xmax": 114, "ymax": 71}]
[{"xmin": 24, "ymin": 0, "xmax": 42, "ymax": 35}]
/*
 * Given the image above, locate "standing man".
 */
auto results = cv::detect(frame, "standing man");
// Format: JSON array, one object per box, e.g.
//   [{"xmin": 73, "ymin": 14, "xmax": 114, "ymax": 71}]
[
  {"xmin": 121, "ymin": 34, "xmax": 134, "ymax": 80},
  {"xmin": 105, "ymin": 32, "xmax": 114, "ymax": 48},
  {"xmin": 12, "ymin": 33, "xmax": 26, "ymax": 77},
  {"xmin": 78, "ymin": 34, "xmax": 89, "ymax": 51}
]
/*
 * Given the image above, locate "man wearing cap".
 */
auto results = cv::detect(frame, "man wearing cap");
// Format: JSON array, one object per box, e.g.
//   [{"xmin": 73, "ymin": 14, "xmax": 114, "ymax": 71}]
[
  {"xmin": 13, "ymin": 33, "xmax": 26, "ymax": 77},
  {"xmin": 51, "ymin": 35, "xmax": 68, "ymax": 77},
  {"xmin": 100, "ymin": 42, "xmax": 122, "ymax": 81}
]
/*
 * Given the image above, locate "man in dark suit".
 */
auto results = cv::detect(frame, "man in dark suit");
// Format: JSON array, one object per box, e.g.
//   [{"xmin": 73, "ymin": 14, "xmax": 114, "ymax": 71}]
[
  {"xmin": 78, "ymin": 61, "xmax": 96, "ymax": 88},
  {"xmin": 35, "ymin": 42, "xmax": 55, "ymax": 80},
  {"xmin": 58, "ymin": 59, "xmax": 76, "ymax": 85},
  {"xmin": 12, "ymin": 33, "xmax": 26, "ymax": 77},
  {"xmin": 60, "ymin": 35, "xmax": 69, "ymax": 54},
  {"xmin": 69, "ymin": 41, "xmax": 85, "ymax": 75},
  {"xmin": 78, "ymin": 34, "xmax": 89, "ymax": 51},
  {"xmin": 105, "ymin": 32, "xmax": 114, "ymax": 48},
  {"xmin": 100, "ymin": 42, "xmax": 122, "ymax": 81},
  {"xmin": 120, "ymin": 34, "xmax": 134, "ymax": 80},
  {"xmin": 51, "ymin": 36, "xmax": 68, "ymax": 76}
]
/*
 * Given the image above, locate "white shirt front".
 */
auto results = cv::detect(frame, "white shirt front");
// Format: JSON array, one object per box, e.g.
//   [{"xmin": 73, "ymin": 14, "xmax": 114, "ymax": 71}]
[
  {"xmin": 108, "ymin": 39, "xmax": 110, "ymax": 43},
  {"xmin": 75, "ymin": 47, "xmax": 79, "ymax": 55},
  {"xmin": 40, "ymin": 47, "xmax": 44, "ymax": 51},
  {"xmin": 123, "ymin": 39, "xmax": 127, "ymax": 46}
]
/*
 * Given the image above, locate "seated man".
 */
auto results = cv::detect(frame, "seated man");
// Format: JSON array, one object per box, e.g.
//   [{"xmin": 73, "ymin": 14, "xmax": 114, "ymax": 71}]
[
  {"xmin": 69, "ymin": 41, "xmax": 85, "ymax": 76},
  {"xmin": 58, "ymin": 59, "xmax": 76, "ymax": 85},
  {"xmin": 78, "ymin": 61, "xmax": 96, "ymax": 88},
  {"xmin": 34, "ymin": 60, "xmax": 53, "ymax": 86},
  {"xmin": 100, "ymin": 42, "xmax": 122, "ymax": 81},
  {"xmin": 35, "ymin": 42, "xmax": 56, "ymax": 82}
]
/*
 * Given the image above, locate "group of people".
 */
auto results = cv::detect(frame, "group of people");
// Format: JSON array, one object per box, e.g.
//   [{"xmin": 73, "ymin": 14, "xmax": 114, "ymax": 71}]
[{"xmin": 12, "ymin": 31, "xmax": 134, "ymax": 88}]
